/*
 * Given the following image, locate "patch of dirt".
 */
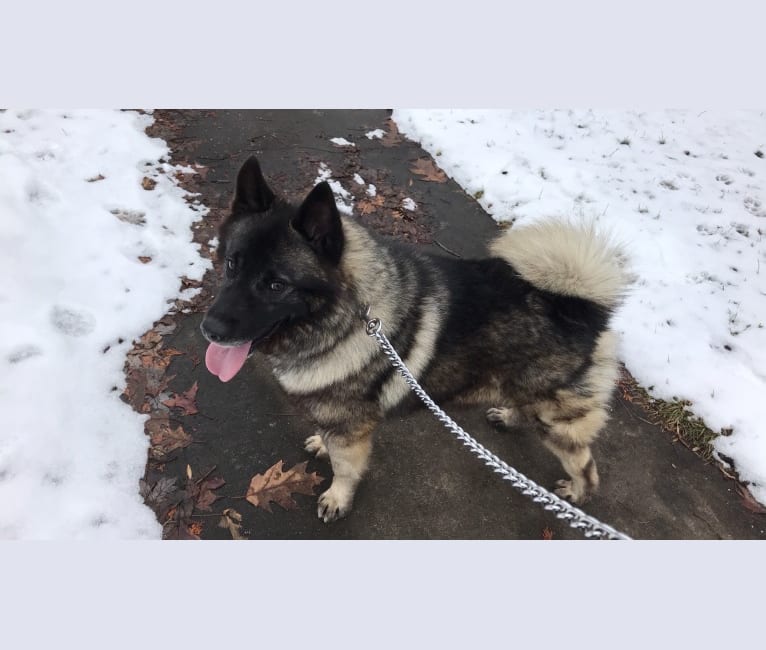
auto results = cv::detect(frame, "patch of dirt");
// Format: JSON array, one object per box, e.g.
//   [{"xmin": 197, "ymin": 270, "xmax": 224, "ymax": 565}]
[{"xmin": 617, "ymin": 365, "xmax": 760, "ymax": 515}]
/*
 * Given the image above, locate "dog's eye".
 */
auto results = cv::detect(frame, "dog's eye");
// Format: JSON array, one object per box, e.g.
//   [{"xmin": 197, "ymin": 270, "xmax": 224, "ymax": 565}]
[
  {"xmin": 225, "ymin": 256, "xmax": 238, "ymax": 277},
  {"xmin": 268, "ymin": 281, "xmax": 286, "ymax": 292}
]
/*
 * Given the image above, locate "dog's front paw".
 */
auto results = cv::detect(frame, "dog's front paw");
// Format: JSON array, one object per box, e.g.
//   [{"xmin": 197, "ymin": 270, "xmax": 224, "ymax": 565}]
[
  {"xmin": 304, "ymin": 434, "xmax": 329, "ymax": 460},
  {"xmin": 317, "ymin": 484, "xmax": 353, "ymax": 523},
  {"xmin": 554, "ymin": 479, "xmax": 587, "ymax": 504}
]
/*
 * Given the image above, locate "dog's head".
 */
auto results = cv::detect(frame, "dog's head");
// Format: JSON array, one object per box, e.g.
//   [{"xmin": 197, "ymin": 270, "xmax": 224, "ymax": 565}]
[{"xmin": 200, "ymin": 156, "xmax": 345, "ymax": 381}]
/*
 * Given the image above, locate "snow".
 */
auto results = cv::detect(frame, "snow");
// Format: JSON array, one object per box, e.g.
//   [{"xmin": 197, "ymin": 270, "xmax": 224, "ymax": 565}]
[
  {"xmin": 314, "ymin": 162, "xmax": 354, "ymax": 215},
  {"xmin": 402, "ymin": 197, "xmax": 417, "ymax": 211},
  {"xmin": 366, "ymin": 129, "xmax": 385, "ymax": 140},
  {"xmin": 0, "ymin": 109, "xmax": 210, "ymax": 538},
  {"xmin": 330, "ymin": 137, "xmax": 354, "ymax": 147},
  {"xmin": 393, "ymin": 109, "xmax": 766, "ymax": 504},
  {"xmin": 353, "ymin": 173, "xmax": 365, "ymax": 185},
  {"xmin": 367, "ymin": 184, "xmax": 377, "ymax": 197}
]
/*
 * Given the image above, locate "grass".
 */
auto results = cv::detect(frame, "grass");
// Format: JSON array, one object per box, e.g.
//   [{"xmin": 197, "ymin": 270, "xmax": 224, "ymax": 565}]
[{"xmin": 618, "ymin": 367, "xmax": 720, "ymax": 461}]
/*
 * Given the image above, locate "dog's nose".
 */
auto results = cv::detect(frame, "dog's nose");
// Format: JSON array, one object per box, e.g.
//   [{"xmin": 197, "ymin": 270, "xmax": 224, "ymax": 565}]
[{"xmin": 200, "ymin": 314, "xmax": 231, "ymax": 343}]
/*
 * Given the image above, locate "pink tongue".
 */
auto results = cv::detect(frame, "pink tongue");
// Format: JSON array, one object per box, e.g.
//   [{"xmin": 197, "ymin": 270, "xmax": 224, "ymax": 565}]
[{"xmin": 205, "ymin": 342, "xmax": 251, "ymax": 382}]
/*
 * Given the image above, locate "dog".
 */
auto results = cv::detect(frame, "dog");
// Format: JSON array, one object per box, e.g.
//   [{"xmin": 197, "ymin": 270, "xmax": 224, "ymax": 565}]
[{"xmin": 201, "ymin": 156, "xmax": 629, "ymax": 522}]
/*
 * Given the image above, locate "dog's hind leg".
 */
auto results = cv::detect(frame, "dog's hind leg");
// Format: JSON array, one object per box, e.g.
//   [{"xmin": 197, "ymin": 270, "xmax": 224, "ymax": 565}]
[
  {"xmin": 317, "ymin": 423, "xmax": 374, "ymax": 523},
  {"xmin": 535, "ymin": 401, "xmax": 606, "ymax": 504}
]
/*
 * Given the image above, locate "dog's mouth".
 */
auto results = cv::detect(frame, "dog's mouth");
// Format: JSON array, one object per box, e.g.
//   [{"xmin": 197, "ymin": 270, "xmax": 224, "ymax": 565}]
[{"xmin": 204, "ymin": 321, "xmax": 282, "ymax": 383}]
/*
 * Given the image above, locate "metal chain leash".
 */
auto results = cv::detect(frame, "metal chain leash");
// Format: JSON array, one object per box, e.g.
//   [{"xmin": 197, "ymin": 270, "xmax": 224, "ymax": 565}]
[{"xmin": 363, "ymin": 312, "xmax": 632, "ymax": 540}]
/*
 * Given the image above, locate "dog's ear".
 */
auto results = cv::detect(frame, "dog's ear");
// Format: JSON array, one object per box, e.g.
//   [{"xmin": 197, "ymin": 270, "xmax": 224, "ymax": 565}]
[
  {"xmin": 232, "ymin": 156, "xmax": 275, "ymax": 213},
  {"xmin": 292, "ymin": 182, "xmax": 344, "ymax": 265}
]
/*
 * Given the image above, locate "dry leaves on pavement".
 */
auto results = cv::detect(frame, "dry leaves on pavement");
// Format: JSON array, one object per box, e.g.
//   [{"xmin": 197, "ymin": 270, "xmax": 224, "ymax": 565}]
[
  {"xmin": 246, "ymin": 460, "xmax": 324, "ymax": 513},
  {"xmin": 380, "ymin": 118, "xmax": 403, "ymax": 147},
  {"xmin": 146, "ymin": 417, "xmax": 193, "ymax": 458},
  {"xmin": 410, "ymin": 157, "xmax": 447, "ymax": 182},
  {"xmin": 219, "ymin": 508, "xmax": 248, "ymax": 540},
  {"xmin": 140, "ymin": 476, "xmax": 184, "ymax": 520},
  {"xmin": 162, "ymin": 380, "xmax": 199, "ymax": 416}
]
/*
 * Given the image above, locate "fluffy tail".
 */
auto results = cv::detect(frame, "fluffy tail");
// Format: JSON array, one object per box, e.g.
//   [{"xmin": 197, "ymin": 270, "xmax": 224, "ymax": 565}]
[{"xmin": 489, "ymin": 218, "xmax": 631, "ymax": 308}]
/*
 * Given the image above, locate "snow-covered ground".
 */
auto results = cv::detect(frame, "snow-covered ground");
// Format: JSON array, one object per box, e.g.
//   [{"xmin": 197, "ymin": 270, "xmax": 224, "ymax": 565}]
[
  {"xmin": 0, "ymin": 109, "xmax": 209, "ymax": 538},
  {"xmin": 393, "ymin": 109, "xmax": 766, "ymax": 504},
  {"xmin": 2, "ymin": 109, "xmax": 763, "ymax": 541}
]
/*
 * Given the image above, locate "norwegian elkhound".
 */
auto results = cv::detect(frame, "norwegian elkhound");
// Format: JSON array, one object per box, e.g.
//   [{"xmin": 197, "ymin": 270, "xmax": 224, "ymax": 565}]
[{"xmin": 201, "ymin": 156, "xmax": 629, "ymax": 522}]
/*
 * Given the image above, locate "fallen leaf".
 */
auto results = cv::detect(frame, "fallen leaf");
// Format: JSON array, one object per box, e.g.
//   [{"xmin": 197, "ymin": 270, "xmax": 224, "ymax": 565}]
[
  {"xmin": 162, "ymin": 381, "xmax": 199, "ymax": 415},
  {"xmin": 162, "ymin": 495, "xmax": 200, "ymax": 540},
  {"xmin": 542, "ymin": 527, "xmax": 554, "ymax": 540},
  {"xmin": 219, "ymin": 508, "xmax": 247, "ymax": 540},
  {"xmin": 145, "ymin": 370, "xmax": 175, "ymax": 401},
  {"xmin": 139, "ymin": 476, "xmax": 182, "ymax": 516},
  {"xmin": 380, "ymin": 118, "xmax": 402, "ymax": 147},
  {"xmin": 410, "ymin": 157, "xmax": 447, "ymax": 182},
  {"xmin": 736, "ymin": 483, "xmax": 766, "ymax": 514},
  {"xmin": 86, "ymin": 174, "xmax": 105, "ymax": 182},
  {"xmin": 138, "ymin": 256, "xmax": 152, "ymax": 264},
  {"xmin": 246, "ymin": 460, "xmax": 324, "ymax": 512},
  {"xmin": 195, "ymin": 476, "xmax": 226, "ymax": 511},
  {"xmin": 356, "ymin": 194, "xmax": 385, "ymax": 216},
  {"xmin": 147, "ymin": 417, "xmax": 192, "ymax": 456},
  {"xmin": 141, "ymin": 176, "xmax": 157, "ymax": 190}
]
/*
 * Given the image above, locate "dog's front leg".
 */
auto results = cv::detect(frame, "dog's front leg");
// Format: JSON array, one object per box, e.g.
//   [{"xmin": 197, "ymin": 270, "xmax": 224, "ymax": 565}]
[{"xmin": 317, "ymin": 422, "xmax": 374, "ymax": 523}]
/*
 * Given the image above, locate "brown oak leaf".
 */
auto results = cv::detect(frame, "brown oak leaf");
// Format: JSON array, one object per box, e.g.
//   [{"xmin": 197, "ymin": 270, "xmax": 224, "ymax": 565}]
[
  {"xmin": 162, "ymin": 381, "xmax": 199, "ymax": 416},
  {"xmin": 147, "ymin": 417, "xmax": 192, "ymax": 456},
  {"xmin": 381, "ymin": 118, "xmax": 403, "ymax": 147},
  {"xmin": 410, "ymin": 157, "xmax": 447, "ymax": 182},
  {"xmin": 141, "ymin": 176, "xmax": 157, "ymax": 190},
  {"xmin": 356, "ymin": 194, "xmax": 385, "ymax": 216},
  {"xmin": 246, "ymin": 460, "xmax": 324, "ymax": 512},
  {"xmin": 195, "ymin": 476, "xmax": 226, "ymax": 511}
]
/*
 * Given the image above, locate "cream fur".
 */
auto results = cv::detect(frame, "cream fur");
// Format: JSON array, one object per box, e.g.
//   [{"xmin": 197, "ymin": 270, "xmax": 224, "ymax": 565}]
[{"xmin": 490, "ymin": 218, "xmax": 630, "ymax": 307}]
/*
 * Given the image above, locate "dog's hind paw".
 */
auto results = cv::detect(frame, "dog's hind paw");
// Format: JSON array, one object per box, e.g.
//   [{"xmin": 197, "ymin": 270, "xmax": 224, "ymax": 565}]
[
  {"xmin": 304, "ymin": 434, "xmax": 329, "ymax": 460},
  {"xmin": 317, "ymin": 484, "xmax": 353, "ymax": 523},
  {"xmin": 554, "ymin": 479, "xmax": 587, "ymax": 504},
  {"xmin": 486, "ymin": 406, "xmax": 517, "ymax": 429}
]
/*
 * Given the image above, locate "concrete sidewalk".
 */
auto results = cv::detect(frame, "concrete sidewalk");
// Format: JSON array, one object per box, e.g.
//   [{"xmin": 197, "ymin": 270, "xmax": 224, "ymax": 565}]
[{"xmin": 139, "ymin": 110, "xmax": 765, "ymax": 539}]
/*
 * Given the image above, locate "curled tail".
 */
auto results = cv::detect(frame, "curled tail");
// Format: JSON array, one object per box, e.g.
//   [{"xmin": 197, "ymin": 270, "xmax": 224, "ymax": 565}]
[{"xmin": 490, "ymin": 218, "xmax": 631, "ymax": 308}]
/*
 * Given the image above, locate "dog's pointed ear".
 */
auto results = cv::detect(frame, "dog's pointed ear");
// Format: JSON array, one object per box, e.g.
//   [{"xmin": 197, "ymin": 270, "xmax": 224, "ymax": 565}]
[
  {"xmin": 232, "ymin": 156, "xmax": 275, "ymax": 213},
  {"xmin": 292, "ymin": 182, "xmax": 344, "ymax": 265}
]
